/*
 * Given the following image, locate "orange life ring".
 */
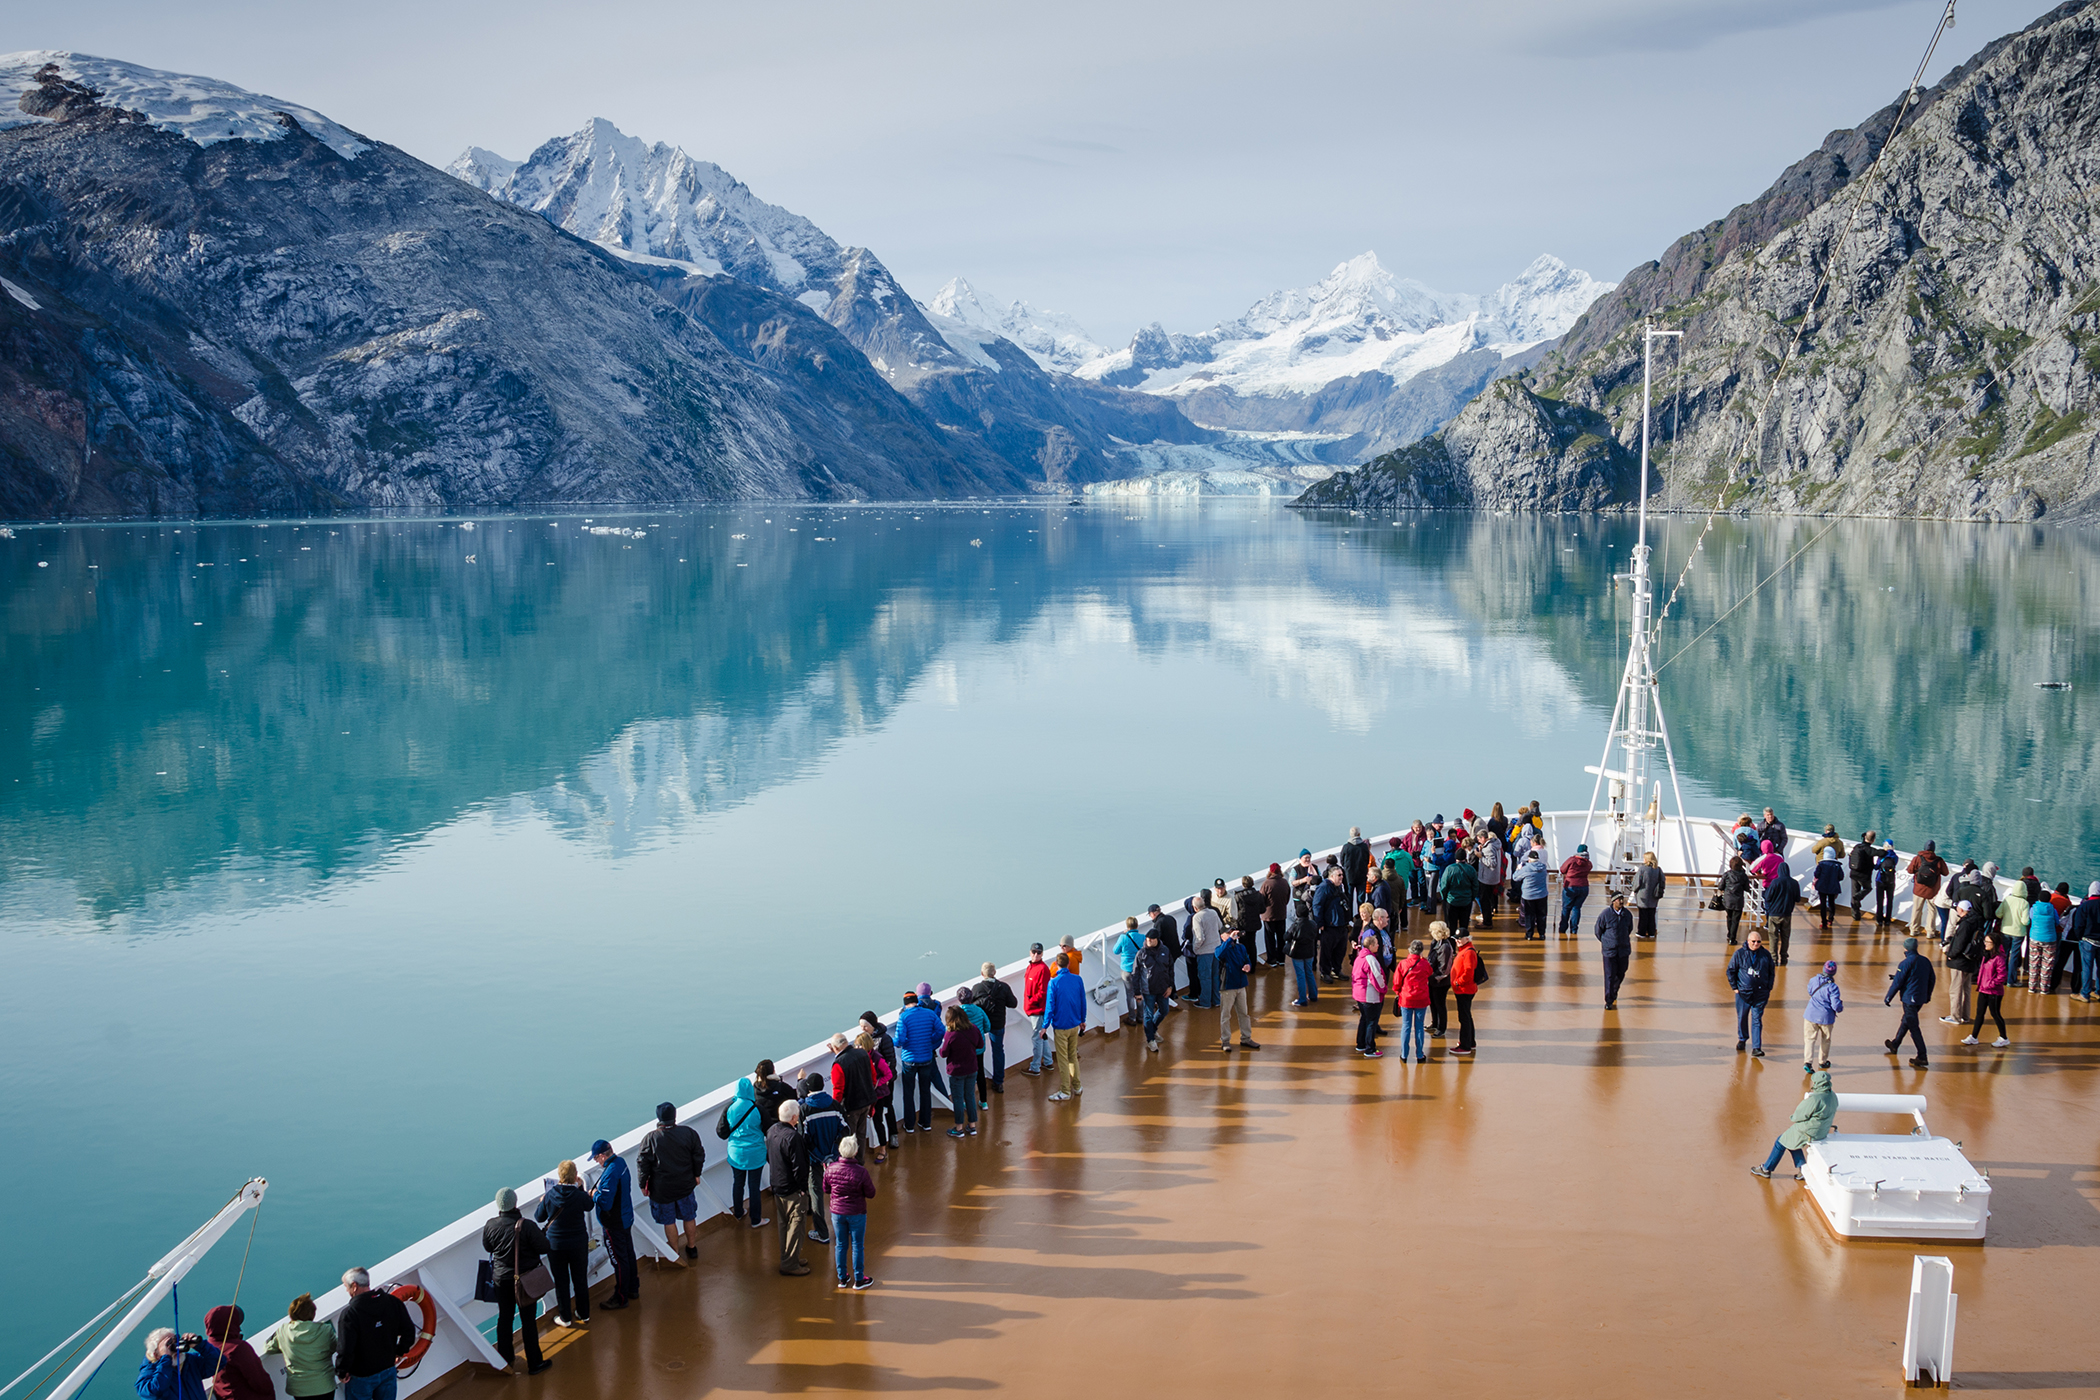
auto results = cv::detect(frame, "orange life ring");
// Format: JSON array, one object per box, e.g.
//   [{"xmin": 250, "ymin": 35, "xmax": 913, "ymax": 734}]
[{"xmin": 389, "ymin": 1283, "xmax": 438, "ymax": 1373}]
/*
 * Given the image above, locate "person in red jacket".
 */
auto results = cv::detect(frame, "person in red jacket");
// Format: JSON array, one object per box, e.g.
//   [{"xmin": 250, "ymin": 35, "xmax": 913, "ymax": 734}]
[
  {"xmin": 1557, "ymin": 844, "xmax": 1593, "ymax": 936},
  {"xmin": 1021, "ymin": 943, "xmax": 1052, "ymax": 1077},
  {"xmin": 1449, "ymin": 931, "xmax": 1485, "ymax": 1056},
  {"xmin": 1393, "ymin": 937, "xmax": 1433, "ymax": 1063},
  {"xmin": 202, "ymin": 1305, "xmax": 273, "ymax": 1400}
]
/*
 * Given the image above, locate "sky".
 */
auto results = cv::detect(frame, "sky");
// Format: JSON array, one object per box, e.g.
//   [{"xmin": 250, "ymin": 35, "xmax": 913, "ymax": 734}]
[{"xmin": 4, "ymin": 0, "xmax": 2045, "ymax": 345}]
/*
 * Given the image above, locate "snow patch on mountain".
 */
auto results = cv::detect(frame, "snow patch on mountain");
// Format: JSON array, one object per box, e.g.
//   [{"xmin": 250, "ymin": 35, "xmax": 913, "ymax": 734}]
[
  {"xmin": 449, "ymin": 118, "xmax": 840, "ymax": 292},
  {"xmin": 0, "ymin": 50, "xmax": 370, "ymax": 159},
  {"xmin": 1075, "ymin": 253, "xmax": 1611, "ymax": 401},
  {"xmin": 926, "ymin": 278, "xmax": 1109, "ymax": 374}
]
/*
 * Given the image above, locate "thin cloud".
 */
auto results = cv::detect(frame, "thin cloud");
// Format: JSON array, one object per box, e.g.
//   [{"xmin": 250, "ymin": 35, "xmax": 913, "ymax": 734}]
[{"xmin": 1511, "ymin": 0, "xmax": 1916, "ymax": 56}]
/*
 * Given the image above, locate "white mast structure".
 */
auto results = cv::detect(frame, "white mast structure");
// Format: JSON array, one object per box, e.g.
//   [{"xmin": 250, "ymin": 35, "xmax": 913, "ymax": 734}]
[{"xmin": 1581, "ymin": 322, "xmax": 1696, "ymax": 890}]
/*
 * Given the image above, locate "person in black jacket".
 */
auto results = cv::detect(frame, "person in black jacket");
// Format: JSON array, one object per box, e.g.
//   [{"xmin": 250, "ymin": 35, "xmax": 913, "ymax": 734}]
[
  {"xmin": 1757, "ymin": 808, "xmax": 1788, "ymax": 854},
  {"xmin": 534, "ymin": 1161, "xmax": 594, "ymax": 1326},
  {"xmin": 1940, "ymin": 899, "xmax": 1987, "ymax": 1026},
  {"xmin": 335, "ymin": 1267, "xmax": 416, "ymax": 1393},
  {"xmin": 1137, "ymin": 925, "xmax": 1176, "ymax": 1052},
  {"xmin": 1726, "ymin": 930, "xmax": 1777, "ymax": 1056},
  {"xmin": 1285, "ymin": 904, "xmax": 1320, "ymax": 1007},
  {"xmin": 971, "ymin": 963, "xmax": 1020, "ymax": 1093},
  {"xmin": 1594, "ymin": 894, "xmax": 1634, "ymax": 1010},
  {"xmin": 1847, "ymin": 832, "xmax": 1877, "ymax": 920},
  {"xmin": 637, "ymin": 1102, "xmax": 706, "ymax": 1263},
  {"xmin": 766, "ymin": 1101, "xmax": 811, "ymax": 1276},
  {"xmin": 1763, "ymin": 866, "xmax": 1802, "ymax": 966},
  {"xmin": 482, "ymin": 1189, "xmax": 553, "ymax": 1375},
  {"xmin": 1339, "ymin": 828, "xmax": 1371, "ymax": 907},
  {"xmin": 1719, "ymin": 856, "xmax": 1750, "ymax": 945},
  {"xmin": 1883, "ymin": 937, "xmax": 1938, "ymax": 1069}
]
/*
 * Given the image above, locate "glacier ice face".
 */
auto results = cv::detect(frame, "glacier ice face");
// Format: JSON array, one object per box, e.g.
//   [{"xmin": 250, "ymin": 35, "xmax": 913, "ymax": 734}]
[{"xmin": 0, "ymin": 50, "xmax": 370, "ymax": 159}]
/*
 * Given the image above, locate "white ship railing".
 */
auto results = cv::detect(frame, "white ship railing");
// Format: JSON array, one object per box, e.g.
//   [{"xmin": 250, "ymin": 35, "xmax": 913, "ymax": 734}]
[{"xmin": 237, "ymin": 811, "xmax": 1960, "ymax": 1395}]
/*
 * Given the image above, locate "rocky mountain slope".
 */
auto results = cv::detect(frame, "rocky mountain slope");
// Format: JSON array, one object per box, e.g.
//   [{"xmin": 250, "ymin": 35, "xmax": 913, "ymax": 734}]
[
  {"xmin": 456, "ymin": 120, "xmax": 1212, "ymax": 488},
  {"xmin": 1304, "ymin": 0, "xmax": 2100, "ymax": 518}
]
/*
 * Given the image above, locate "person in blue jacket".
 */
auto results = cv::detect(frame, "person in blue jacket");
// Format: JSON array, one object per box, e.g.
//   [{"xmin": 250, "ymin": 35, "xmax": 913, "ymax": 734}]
[
  {"xmin": 1810, "ymin": 852, "xmax": 1845, "ymax": 929},
  {"xmin": 1763, "ymin": 864, "xmax": 1803, "ymax": 965},
  {"xmin": 893, "ymin": 991, "xmax": 946, "ymax": 1134},
  {"xmin": 1883, "ymin": 937, "xmax": 1938, "ymax": 1069},
  {"xmin": 1045, "ymin": 953, "xmax": 1088, "ymax": 1102},
  {"xmin": 1726, "ymin": 928, "xmax": 1777, "ymax": 1056},
  {"xmin": 136, "ymin": 1327, "xmax": 220, "ymax": 1400},
  {"xmin": 590, "ymin": 1139, "xmax": 639, "ymax": 1309},
  {"xmin": 1593, "ymin": 893, "xmax": 1634, "ymax": 1011}
]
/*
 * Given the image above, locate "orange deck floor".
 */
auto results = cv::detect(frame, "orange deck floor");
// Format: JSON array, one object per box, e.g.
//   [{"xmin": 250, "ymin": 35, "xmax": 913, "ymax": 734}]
[{"xmin": 452, "ymin": 888, "xmax": 2100, "ymax": 1398}]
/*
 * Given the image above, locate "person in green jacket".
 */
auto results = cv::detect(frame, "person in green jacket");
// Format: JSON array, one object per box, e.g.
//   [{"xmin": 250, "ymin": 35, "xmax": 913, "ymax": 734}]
[
  {"xmin": 1438, "ymin": 853, "xmax": 1479, "ymax": 935},
  {"xmin": 259, "ymin": 1294, "xmax": 337, "ymax": 1400},
  {"xmin": 1751, "ymin": 1070, "xmax": 1839, "ymax": 1179}
]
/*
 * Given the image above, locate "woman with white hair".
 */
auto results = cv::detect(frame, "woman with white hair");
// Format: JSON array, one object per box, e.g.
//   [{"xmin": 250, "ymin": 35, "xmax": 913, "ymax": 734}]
[
  {"xmin": 136, "ymin": 1327, "xmax": 220, "ymax": 1400},
  {"xmin": 821, "ymin": 1135, "xmax": 879, "ymax": 1291}
]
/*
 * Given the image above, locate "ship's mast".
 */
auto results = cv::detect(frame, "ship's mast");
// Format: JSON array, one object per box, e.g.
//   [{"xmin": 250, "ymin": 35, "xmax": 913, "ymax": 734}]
[{"xmin": 1581, "ymin": 322, "xmax": 1694, "ymax": 889}]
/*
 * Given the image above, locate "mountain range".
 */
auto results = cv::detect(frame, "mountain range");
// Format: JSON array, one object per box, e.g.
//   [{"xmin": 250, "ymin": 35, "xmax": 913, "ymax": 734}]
[{"xmin": 1300, "ymin": 0, "xmax": 2100, "ymax": 520}]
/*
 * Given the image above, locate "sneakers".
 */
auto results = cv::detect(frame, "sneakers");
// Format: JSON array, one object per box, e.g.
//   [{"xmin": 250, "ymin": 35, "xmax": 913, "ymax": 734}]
[
  {"xmin": 1939, "ymin": 1016, "xmax": 1961, "ymax": 1024},
  {"xmin": 1450, "ymin": 1048, "xmax": 1474, "ymax": 1056},
  {"xmin": 686, "ymin": 1246, "xmax": 699, "ymax": 1259},
  {"xmin": 1750, "ymin": 1166, "xmax": 1773, "ymax": 1179},
  {"xmin": 1749, "ymin": 1048, "xmax": 1765, "ymax": 1058},
  {"xmin": 1960, "ymin": 1035, "xmax": 1978, "ymax": 1045},
  {"xmin": 1362, "ymin": 1049, "xmax": 1384, "ymax": 1058},
  {"xmin": 967, "ymin": 1126, "xmax": 979, "ymax": 1136},
  {"xmin": 1146, "ymin": 1038, "xmax": 1159, "ymax": 1053},
  {"xmin": 1803, "ymin": 1062, "xmax": 1814, "ymax": 1073},
  {"xmin": 1818, "ymin": 1060, "xmax": 1831, "ymax": 1069},
  {"xmin": 853, "ymin": 1276, "xmax": 875, "ymax": 1290},
  {"xmin": 946, "ymin": 1127, "xmax": 967, "ymax": 1138},
  {"xmin": 1239, "ymin": 1041, "xmax": 1261, "ymax": 1050},
  {"xmin": 1992, "ymin": 1037, "xmax": 2010, "ymax": 1048},
  {"xmin": 1219, "ymin": 1041, "xmax": 1234, "ymax": 1052},
  {"xmin": 1047, "ymin": 1092, "xmax": 1070, "ymax": 1102},
  {"xmin": 750, "ymin": 1218, "xmax": 770, "ymax": 1229}
]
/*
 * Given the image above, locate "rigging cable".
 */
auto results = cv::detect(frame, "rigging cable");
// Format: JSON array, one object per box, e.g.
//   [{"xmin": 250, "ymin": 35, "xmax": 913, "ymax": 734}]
[{"xmin": 1645, "ymin": 0, "xmax": 1964, "ymax": 646}]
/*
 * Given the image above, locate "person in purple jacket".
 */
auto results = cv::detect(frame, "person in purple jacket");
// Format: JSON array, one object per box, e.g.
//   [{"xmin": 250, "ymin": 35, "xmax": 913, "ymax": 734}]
[{"xmin": 822, "ymin": 1136, "xmax": 879, "ymax": 1290}]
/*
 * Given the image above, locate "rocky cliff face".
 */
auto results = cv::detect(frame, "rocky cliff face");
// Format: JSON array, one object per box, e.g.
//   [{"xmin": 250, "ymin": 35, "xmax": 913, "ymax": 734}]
[
  {"xmin": 1304, "ymin": 0, "xmax": 2100, "ymax": 520},
  {"xmin": 1294, "ymin": 378, "xmax": 1640, "ymax": 510}
]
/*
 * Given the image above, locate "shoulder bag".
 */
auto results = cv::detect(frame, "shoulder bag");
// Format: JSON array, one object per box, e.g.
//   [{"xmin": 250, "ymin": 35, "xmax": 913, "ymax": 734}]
[{"xmin": 515, "ymin": 1220, "xmax": 553, "ymax": 1305}]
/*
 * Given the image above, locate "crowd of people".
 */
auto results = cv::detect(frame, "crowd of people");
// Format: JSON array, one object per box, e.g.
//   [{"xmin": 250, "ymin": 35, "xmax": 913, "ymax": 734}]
[{"xmin": 154, "ymin": 801, "xmax": 2092, "ymax": 1392}]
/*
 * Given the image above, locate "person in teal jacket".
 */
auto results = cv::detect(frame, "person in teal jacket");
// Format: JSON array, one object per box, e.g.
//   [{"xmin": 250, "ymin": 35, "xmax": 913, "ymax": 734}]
[
  {"xmin": 1752, "ymin": 1070, "xmax": 1839, "ymax": 1178},
  {"xmin": 724, "ymin": 1078, "xmax": 770, "ymax": 1228},
  {"xmin": 2027, "ymin": 894, "xmax": 2062, "ymax": 993}
]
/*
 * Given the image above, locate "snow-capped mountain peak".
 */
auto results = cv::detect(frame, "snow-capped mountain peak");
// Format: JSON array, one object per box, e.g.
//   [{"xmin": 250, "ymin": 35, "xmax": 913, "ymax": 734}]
[
  {"xmin": 449, "ymin": 118, "xmax": 842, "ymax": 289},
  {"xmin": 1234, "ymin": 251, "xmax": 1473, "ymax": 340},
  {"xmin": 924, "ymin": 277, "xmax": 1108, "ymax": 375},
  {"xmin": 0, "ymin": 50, "xmax": 369, "ymax": 159},
  {"xmin": 1481, "ymin": 254, "xmax": 1611, "ymax": 348}
]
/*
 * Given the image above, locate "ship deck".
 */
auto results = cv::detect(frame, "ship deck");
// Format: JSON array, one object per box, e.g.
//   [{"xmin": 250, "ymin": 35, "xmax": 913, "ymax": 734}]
[{"xmin": 454, "ymin": 886, "xmax": 2100, "ymax": 1397}]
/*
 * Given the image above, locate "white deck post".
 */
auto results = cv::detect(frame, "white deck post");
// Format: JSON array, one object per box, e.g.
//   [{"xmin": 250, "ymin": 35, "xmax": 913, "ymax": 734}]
[{"xmin": 1901, "ymin": 1256, "xmax": 1956, "ymax": 1390}]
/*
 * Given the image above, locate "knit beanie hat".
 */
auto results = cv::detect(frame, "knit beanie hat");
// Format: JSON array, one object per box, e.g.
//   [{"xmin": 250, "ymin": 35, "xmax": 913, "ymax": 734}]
[{"xmin": 496, "ymin": 1187, "xmax": 518, "ymax": 1211}]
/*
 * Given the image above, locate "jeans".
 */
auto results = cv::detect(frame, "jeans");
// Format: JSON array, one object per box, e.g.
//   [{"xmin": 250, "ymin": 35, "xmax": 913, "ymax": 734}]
[
  {"xmin": 345, "ymin": 1374, "xmax": 398, "ymax": 1400},
  {"xmin": 1195, "ymin": 952, "xmax": 1218, "ymax": 1008},
  {"xmin": 1559, "ymin": 886, "xmax": 1588, "ymax": 933},
  {"xmin": 548, "ymin": 1237, "xmax": 590, "ymax": 1321},
  {"xmin": 1969, "ymin": 993, "xmax": 2005, "ymax": 1039},
  {"xmin": 1354, "ymin": 999, "xmax": 1381, "ymax": 1052},
  {"xmin": 1398, "ymin": 1005, "xmax": 1427, "ymax": 1061},
  {"xmin": 948, "ymin": 1069, "xmax": 978, "ymax": 1127},
  {"xmin": 494, "ymin": 1287, "xmax": 543, "ymax": 1368},
  {"xmin": 1454, "ymin": 992, "xmax": 1476, "ymax": 1052},
  {"xmin": 1291, "ymin": 957, "xmax": 1318, "ymax": 1003},
  {"xmin": 1735, "ymin": 994, "xmax": 1766, "ymax": 1050},
  {"xmin": 2081, "ymin": 941, "xmax": 2099, "ymax": 998},
  {"xmin": 902, "ymin": 1060, "xmax": 945, "ymax": 1130},
  {"xmin": 602, "ymin": 1220, "xmax": 638, "ymax": 1301},
  {"xmin": 987, "ymin": 1026, "xmax": 1007, "ymax": 1090},
  {"xmin": 1029, "ymin": 1013, "xmax": 1053, "ymax": 1071},
  {"xmin": 831, "ymin": 1212, "xmax": 867, "ymax": 1283},
  {"xmin": 1602, "ymin": 954, "xmax": 1628, "ymax": 1006},
  {"xmin": 731, "ymin": 1166, "xmax": 764, "ymax": 1224},
  {"xmin": 1142, "ymin": 991, "xmax": 1166, "ymax": 1042},
  {"xmin": 1760, "ymin": 1138, "xmax": 1805, "ymax": 1172}
]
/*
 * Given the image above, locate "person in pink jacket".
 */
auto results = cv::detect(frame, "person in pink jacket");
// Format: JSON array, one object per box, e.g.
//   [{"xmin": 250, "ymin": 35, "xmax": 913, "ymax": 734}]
[
  {"xmin": 1393, "ymin": 939, "xmax": 1434, "ymax": 1063},
  {"xmin": 1961, "ymin": 932, "xmax": 2011, "ymax": 1048},
  {"xmin": 1750, "ymin": 840, "xmax": 1786, "ymax": 884},
  {"xmin": 1351, "ymin": 934, "xmax": 1388, "ymax": 1058}
]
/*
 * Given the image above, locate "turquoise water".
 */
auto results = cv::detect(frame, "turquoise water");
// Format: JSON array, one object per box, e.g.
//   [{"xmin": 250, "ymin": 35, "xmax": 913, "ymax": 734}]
[{"xmin": 3, "ymin": 504, "xmax": 2095, "ymax": 1392}]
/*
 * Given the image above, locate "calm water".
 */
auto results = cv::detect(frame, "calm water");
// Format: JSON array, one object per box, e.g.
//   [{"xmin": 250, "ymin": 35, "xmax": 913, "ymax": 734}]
[{"xmin": 3, "ymin": 503, "xmax": 2095, "ymax": 1389}]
